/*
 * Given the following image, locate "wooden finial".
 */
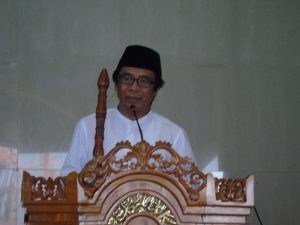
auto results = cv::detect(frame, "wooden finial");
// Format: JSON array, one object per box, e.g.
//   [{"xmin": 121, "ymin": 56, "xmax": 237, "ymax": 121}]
[{"xmin": 93, "ymin": 69, "xmax": 109, "ymax": 157}]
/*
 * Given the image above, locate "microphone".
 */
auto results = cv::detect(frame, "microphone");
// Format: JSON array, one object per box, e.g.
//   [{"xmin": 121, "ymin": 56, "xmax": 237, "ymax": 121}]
[{"xmin": 130, "ymin": 105, "xmax": 144, "ymax": 141}]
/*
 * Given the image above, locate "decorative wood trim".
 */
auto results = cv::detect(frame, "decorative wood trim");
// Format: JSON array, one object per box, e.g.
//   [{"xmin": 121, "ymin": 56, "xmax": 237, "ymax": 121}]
[
  {"xmin": 215, "ymin": 178, "xmax": 247, "ymax": 202},
  {"xmin": 78, "ymin": 140, "xmax": 207, "ymax": 201},
  {"xmin": 22, "ymin": 171, "xmax": 78, "ymax": 204}
]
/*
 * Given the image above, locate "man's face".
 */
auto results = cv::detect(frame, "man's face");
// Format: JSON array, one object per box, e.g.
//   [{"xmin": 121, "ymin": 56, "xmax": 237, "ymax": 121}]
[{"xmin": 115, "ymin": 66, "xmax": 157, "ymax": 119}]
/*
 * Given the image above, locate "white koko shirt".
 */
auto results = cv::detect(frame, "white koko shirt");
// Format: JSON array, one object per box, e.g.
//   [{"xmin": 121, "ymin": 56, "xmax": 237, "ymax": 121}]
[{"xmin": 61, "ymin": 108, "xmax": 195, "ymax": 176}]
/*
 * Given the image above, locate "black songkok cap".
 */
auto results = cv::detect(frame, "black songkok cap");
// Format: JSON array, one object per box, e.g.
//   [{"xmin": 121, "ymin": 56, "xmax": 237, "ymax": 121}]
[{"xmin": 113, "ymin": 45, "xmax": 164, "ymax": 89}]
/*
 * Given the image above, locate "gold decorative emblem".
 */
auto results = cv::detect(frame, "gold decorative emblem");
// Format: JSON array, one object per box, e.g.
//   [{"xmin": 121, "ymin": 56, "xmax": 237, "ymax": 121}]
[
  {"xmin": 215, "ymin": 178, "xmax": 246, "ymax": 202},
  {"xmin": 108, "ymin": 193, "xmax": 177, "ymax": 225},
  {"xmin": 78, "ymin": 140, "xmax": 206, "ymax": 200}
]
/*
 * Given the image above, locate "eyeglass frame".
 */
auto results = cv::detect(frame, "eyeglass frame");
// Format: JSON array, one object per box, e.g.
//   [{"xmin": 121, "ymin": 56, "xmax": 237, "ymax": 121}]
[{"xmin": 117, "ymin": 72, "xmax": 155, "ymax": 88}]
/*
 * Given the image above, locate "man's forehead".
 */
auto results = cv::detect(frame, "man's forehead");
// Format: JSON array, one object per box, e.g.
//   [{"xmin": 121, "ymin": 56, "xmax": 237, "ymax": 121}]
[{"xmin": 120, "ymin": 66, "xmax": 155, "ymax": 77}]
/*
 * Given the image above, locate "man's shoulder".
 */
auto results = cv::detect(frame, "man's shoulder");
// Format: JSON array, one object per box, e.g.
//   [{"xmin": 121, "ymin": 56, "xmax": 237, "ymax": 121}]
[
  {"xmin": 150, "ymin": 111, "xmax": 183, "ymax": 131},
  {"xmin": 78, "ymin": 108, "xmax": 116, "ymax": 123},
  {"xmin": 79, "ymin": 113, "xmax": 95, "ymax": 122}
]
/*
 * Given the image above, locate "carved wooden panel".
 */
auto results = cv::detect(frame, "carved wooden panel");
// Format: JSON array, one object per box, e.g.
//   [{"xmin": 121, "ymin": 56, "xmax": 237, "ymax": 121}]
[
  {"xmin": 21, "ymin": 171, "xmax": 78, "ymax": 225},
  {"xmin": 78, "ymin": 140, "xmax": 206, "ymax": 201},
  {"xmin": 215, "ymin": 178, "xmax": 247, "ymax": 202}
]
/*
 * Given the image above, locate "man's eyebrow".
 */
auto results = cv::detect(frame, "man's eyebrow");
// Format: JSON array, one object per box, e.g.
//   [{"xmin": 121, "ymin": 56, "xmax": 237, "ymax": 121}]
[{"xmin": 120, "ymin": 72, "xmax": 152, "ymax": 77}]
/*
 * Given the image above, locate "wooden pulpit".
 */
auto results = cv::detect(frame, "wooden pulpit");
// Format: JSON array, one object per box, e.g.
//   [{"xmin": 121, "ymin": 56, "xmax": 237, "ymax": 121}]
[{"xmin": 21, "ymin": 69, "xmax": 254, "ymax": 225}]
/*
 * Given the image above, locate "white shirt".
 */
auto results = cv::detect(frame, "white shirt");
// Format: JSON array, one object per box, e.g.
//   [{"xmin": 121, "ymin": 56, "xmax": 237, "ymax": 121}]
[{"xmin": 61, "ymin": 108, "xmax": 195, "ymax": 175}]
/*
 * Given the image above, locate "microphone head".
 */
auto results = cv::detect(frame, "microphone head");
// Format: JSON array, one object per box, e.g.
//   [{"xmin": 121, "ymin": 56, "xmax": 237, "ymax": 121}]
[{"xmin": 130, "ymin": 105, "xmax": 136, "ymax": 111}]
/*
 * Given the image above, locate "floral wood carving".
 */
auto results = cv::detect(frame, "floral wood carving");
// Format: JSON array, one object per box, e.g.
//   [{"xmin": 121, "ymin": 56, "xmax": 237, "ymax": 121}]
[
  {"xmin": 215, "ymin": 178, "xmax": 246, "ymax": 202},
  {"xmin": 78, "ymin": 140, "xmax": 206, "ymax": 200},
  {"xmin": 29, "ymin": 174, "xmax": 66, "ymax": 201}
]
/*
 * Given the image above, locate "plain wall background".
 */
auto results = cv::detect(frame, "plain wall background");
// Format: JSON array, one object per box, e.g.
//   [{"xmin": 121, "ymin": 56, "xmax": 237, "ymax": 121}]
[{"xmin": 1, "ymin": 1, "xmax": 299, "ymax": 224}]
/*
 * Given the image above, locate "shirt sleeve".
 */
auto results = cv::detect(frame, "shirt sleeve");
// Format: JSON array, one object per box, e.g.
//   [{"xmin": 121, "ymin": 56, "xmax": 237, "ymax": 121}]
[
  {"xmin": 60, "ymin": 119, "xmax": 89, "ymax": 176},
  {"xmin": 172, "ymin": 128, "xmax": 197, "ymax": 164}
]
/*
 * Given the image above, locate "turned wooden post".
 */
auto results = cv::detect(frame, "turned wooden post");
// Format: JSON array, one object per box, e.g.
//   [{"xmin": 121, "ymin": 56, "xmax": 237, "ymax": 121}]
[{"xmin": 93, "ymin": 69, "xmax": 109, "ymax": 157}]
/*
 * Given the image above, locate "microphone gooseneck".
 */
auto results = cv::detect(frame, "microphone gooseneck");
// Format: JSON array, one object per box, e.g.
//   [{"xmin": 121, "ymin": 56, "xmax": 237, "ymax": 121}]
[{"xmin": 130, "ymin": 105, "xmax": 144, "ymax": 141}]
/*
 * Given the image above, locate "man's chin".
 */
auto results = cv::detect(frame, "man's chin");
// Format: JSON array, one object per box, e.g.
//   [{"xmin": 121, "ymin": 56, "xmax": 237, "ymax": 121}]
[
  {"xmin": 125, "ymin": 100, "xmax": 142, "ymax": 108},
  {"xmin": 127, "ymin": 103, "xmax": 141, "ymax": 111}
]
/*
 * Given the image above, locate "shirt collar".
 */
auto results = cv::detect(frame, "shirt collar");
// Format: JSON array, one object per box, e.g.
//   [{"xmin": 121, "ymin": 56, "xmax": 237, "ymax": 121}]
[{"xmin": 114, "ymin": 107, "xmax": 152, "ymax": 125}]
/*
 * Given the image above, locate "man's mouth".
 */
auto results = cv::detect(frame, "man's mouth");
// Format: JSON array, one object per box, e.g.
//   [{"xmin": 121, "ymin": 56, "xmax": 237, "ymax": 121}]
[
  {"xmin": 125, "ymin": 96, "xmax": 142, "ymax": 103},
  {"xmin": 126, "ymin": 96, "xmax": 143, "ymax": 105}
]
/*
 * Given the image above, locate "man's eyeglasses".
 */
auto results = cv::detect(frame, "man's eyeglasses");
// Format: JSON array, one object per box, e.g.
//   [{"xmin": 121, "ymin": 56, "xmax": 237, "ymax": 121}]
[{"xmin": 118, "ymin": 73, "xmax": 155, "ymax": 88}]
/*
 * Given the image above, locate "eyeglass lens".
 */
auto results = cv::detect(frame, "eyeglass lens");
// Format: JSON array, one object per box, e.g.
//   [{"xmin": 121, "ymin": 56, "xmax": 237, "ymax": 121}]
[{"xmin": 118, "ymin": 73, "xmax": 154, "ymax": 87}]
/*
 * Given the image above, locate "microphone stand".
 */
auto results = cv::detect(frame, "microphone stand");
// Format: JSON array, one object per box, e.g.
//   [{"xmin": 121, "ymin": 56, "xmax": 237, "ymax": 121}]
[{"xmin": 131, "ymin": 106, "xmax": 144, "ymax": 141}]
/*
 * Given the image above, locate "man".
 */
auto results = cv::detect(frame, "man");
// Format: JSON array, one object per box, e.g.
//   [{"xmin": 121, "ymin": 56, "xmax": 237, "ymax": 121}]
[{"xmin": 61, "ymin": 45, "xmax": 195, "ymax": 176}]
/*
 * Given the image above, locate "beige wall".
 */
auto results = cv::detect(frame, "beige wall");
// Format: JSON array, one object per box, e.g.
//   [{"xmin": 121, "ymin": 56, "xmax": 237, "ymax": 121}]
[{"xmin": 0, "ymin": 1, "xmax": 299, "ymax": 224}]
